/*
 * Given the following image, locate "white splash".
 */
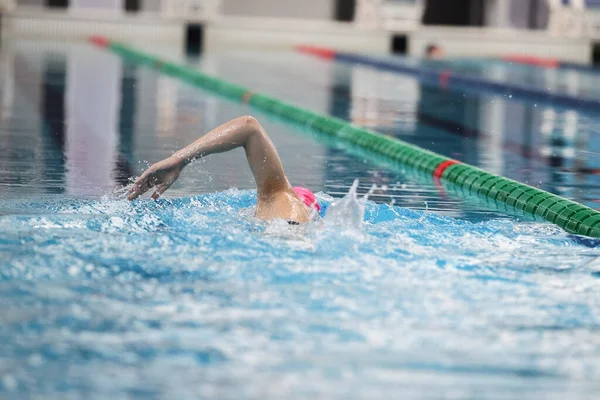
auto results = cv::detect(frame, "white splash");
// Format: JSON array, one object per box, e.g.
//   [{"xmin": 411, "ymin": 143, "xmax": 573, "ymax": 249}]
[{"xmin": 322, "ymin": 179, "xmax": 368, "ymax": 231}]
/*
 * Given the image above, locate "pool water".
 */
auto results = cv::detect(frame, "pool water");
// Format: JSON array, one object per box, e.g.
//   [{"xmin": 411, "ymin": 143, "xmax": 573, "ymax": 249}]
[{"xmin": 2, "ymin": 40, "xmax": 600, "ymax": 399}]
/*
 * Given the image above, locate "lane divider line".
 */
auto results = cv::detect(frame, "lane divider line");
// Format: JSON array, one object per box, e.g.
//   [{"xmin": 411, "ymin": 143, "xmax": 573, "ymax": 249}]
[
  {"xmin": 439, "ymin": 70, "xmax": 451, "ymax": 89},
  {"xmin": 241, "ymin": 90, "xmax": 255, "ymax": 104},
  {"xmin": 502, "ymin": 55, "xmax": 560, "ymax": 68},
  {"xmin": 91, "ymin": 36, "xmax": 600, "ymax": 238},
  {"xmin": 501, "ymin": 54, "xmax": 600, "ymax": 75},
  {"xmin": 295, "ymin": 45, "xmax": 336, "ymax": 60},
  {"xmin": 90, "ymin": 35, "xmax": 109, "ymax": 48},
  {"xmin": 296, "ymin": 45, "xmax": 600, "ymax": 114}
]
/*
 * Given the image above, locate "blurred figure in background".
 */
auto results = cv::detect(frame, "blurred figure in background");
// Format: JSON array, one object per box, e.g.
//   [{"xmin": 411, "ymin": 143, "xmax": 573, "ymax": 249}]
[{"xmin": 425, "ymin": 43, "xmax": 444, "ymax": 59}]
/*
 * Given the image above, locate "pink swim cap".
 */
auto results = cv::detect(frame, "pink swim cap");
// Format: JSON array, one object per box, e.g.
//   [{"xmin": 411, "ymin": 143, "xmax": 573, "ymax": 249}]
[{"xmin": 293, "ymin": 187, "xmax": 321, "ymax": 212}]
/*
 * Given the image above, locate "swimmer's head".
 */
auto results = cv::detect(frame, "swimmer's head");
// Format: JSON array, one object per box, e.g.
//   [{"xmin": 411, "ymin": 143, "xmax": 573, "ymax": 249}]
[
  {"xmin": 425, "ymin": 43, "xmax": 444, "ymax": 59},
  {"xmin": 293, "ymin": 187, "xmax": 321, "ymax": 213}
]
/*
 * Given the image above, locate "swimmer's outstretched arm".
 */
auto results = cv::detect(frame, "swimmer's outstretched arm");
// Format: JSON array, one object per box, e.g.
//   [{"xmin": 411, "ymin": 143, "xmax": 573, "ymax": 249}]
[{"xmin": 128, "ymin": 116, "xmax": 291, "ymax": 201}]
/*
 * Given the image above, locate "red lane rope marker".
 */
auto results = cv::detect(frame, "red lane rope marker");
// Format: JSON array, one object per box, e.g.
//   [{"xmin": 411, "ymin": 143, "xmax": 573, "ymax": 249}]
[
  {"xmin": 295, "ymin": 45, "xmax": 336, "ymax": 60},
  {"xmin": 502, "ymin": 55, "xmax": 559, "ymax": 68},
  {"xmin": 89, "ymin": 35, "xmax": 110, "ymax": 48},
  {"xmin": 241, "ymin": 90, "xmax": 255, "ymax": 104},
  {"xmin": 439, "ymin": 70, "xmax": 451, "ymax": 89},
  {"xmin": 434, "ymin": 160, "xmax": 459, "ymax": 180},
  {"xmin": 432, "ymin": 160, "xmax": 459, "ymax": 197}
]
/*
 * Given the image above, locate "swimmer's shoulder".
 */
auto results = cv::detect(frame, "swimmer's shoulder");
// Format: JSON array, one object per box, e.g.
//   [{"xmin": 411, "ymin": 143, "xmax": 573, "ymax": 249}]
[{"xmin": 255, "ymin": 189, "xmax": 311, "ymax": 223}]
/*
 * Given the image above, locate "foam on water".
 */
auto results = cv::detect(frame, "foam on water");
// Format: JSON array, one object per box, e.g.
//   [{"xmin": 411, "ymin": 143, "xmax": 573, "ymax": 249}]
[{"xmin": 1, "ymin": 186, "xmax": 600, "ymax": 399}]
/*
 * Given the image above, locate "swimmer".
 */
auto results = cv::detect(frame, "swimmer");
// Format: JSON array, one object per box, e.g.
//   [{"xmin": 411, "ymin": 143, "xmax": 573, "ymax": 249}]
[
  {"xmin": 425, "ymin": 43, "xmax": 444, "ymax": 59},
  {"xmin": 128, "ymin": 116, "xmax": 320, "ymax": 223}
]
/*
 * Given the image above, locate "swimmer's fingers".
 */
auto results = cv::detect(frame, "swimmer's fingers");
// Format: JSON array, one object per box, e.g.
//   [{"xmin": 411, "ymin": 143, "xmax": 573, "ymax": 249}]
[
  {"xmin": 127, "ymin": 171, "xmax": 155, "ymax": 201},
  {"xmin": 127, "ymin": 183, "xmax": 146, "ymax": 201},
  {"xmin": 128, "ymin": 159, "xmax": 180, "ymax": 201},
  {"xmin": 151, "ymin": 183, "xmax": 171, "ymax": 200}
]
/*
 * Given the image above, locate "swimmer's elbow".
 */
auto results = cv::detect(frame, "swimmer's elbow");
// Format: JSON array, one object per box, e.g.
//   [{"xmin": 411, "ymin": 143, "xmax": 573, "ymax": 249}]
[
  {"xmin": 241, "ymin": 115, "xmax": 270, "ymax": 143},
  {"xmin": 241, "ymin": 115, "xmax": 261, "ymax": 131}
]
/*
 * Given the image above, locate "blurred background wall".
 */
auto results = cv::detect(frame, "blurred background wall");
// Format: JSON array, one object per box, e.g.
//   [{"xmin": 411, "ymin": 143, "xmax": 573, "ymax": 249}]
[
  {"xmin": 420, "ymin": 0, "xmax": 550, "ymax": 29},
  {"xmin": 222, "ymin": 0, "xmax": 335, "ymax": 19},
  {"xmin": 16, "ymin": 0, "xmax": 44, "ymax": 6},
  {"xmin": 14, "ymin": 0, "xmax": 336, "ymax": 18},
  {"xmin": 483, "ymin": 0, "xmax": 549, "ymax": 29},
  {"xmin": 10, "ymin": 0, "xmax": 553, "ymax": 30},
  {"xmin": 7, "ymin": 0, "xmax": 593, "ymax": 62}
]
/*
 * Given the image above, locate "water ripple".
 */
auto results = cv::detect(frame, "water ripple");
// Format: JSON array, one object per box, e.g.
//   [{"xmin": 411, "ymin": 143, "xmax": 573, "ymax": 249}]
[{"xmin": 0, "ymin": 189, "xmax": 600, "ymax": 398}]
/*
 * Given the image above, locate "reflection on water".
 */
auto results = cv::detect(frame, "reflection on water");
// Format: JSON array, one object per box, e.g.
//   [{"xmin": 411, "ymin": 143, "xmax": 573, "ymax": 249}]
[
  {"xmin": 116, "ymin": 64, "xmax": 136, "ymax": 186},
  {"xmin": 64, "ymin": 45, "xmax": 119, "ymax": 197},
  {"xmin": 41, "ymin": 55, "xmax": 66, "ymax": 194},
  {"xmin": 0, "ymin": 42, "xmax": 481, "ymax": 219},
  {"xmin": 2, "ymin": 41, "xmax": 600, "ymax": 217},
  {"xmin": 1, "ymin": 41, "xmax": 600, "ymax": 216}
]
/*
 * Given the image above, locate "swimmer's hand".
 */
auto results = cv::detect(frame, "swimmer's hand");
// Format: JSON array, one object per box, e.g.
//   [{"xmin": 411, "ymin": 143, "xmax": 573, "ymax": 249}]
[{"xmin": 128, "ymin": 156, "xmax": 183, "ymax": 201}]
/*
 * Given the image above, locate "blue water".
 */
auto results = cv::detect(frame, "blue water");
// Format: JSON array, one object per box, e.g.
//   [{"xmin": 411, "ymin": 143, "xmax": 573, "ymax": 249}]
[
  {"xmin": 2, "ymin": 40, "xmax": 600, "ymax": 398},
  {"xmin": 3, "ymin": 190, "xmax": 600, "ymax": 398}
]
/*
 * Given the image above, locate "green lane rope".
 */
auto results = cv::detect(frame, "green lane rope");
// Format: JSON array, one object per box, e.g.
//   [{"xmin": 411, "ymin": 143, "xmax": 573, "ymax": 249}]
[{"xmin": 92, "ymin": 37, "xmax": 600, "ymax": 238}]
